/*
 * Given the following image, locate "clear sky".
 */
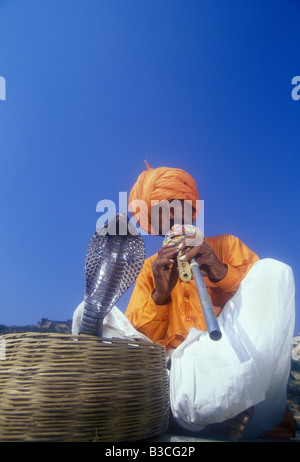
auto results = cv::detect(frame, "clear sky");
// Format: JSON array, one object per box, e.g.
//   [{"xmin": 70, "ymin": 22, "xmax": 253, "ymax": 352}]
[{"xmin": 0, "ymin": 0, "xmax": 299, "ymax": 335}]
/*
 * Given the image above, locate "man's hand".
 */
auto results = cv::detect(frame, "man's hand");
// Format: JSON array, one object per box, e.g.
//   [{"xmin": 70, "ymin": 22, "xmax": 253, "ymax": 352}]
[
  {"xmin": 179, "ymin": 239, "xmax": 228, "ymax": 282},
  {"xmin": 151, "ymin": 243, "xmax": 180, "ymax": 305}
]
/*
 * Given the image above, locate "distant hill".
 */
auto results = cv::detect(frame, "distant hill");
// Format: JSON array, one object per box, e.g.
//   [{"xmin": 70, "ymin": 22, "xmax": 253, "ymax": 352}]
[{"xmin": 0, "ymin": 318, "xmax": 72, "ymax": 335}]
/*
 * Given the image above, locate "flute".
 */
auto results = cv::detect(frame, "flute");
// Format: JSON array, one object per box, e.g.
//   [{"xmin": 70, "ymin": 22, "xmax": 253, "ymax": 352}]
[
  {"xmin": 164, "ymin": 225, "xmax": 222, "ymax": 341},
  {"xmin": 188, "ymin": 257, "xmax": 222, "ymax": 341}
]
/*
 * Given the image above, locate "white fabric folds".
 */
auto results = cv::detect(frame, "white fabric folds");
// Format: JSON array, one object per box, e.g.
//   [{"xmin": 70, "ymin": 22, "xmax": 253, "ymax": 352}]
[
  {"xmin": 170, "ymin": 258, "xmax": 295, "ymax": 439},
  {"xmin": 72, "ymin": 302, "xmax": 151, "ymax": 343},
  {"xmin": 72, "ymin": 258, "xmax": 295, "ymax": 439}
]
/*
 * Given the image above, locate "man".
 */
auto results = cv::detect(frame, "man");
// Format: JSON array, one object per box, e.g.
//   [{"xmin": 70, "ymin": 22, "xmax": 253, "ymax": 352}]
[{"xmin": 125, "ymin": 162, "xmax": 296, "ymax": 440}]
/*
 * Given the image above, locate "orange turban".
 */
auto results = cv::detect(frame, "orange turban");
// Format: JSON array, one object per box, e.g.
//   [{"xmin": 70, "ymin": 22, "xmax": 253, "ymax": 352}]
[{"xmin": 128, "ymin": 162, "xmax": 200, "ymax": 234}]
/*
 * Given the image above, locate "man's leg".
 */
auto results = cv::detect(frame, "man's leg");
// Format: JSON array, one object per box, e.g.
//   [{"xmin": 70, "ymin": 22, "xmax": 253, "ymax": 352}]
[{"xmin": 169, "ymin": 258, "xmax": 295, "ymax": 439}]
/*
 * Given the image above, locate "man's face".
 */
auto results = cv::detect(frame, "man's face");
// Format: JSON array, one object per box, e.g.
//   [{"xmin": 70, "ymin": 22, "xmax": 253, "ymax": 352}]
[{"xmin": 150, "ymin": 199, "xmax": 195, "ymax": 236}]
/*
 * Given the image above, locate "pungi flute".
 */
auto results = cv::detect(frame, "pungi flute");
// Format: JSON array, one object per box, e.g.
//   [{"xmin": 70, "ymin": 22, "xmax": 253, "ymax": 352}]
[
  {"xmin": 189, "ymin": 257, "xmax": 222, "ymax": 341},
  {"xmin": 164, "ymin": 225, "xmax": 222, "ymax": 341}
]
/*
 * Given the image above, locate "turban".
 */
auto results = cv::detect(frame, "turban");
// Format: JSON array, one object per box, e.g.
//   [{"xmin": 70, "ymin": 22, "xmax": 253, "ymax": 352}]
[{"xmin": 128, "ymin": 161, "xmax": 200, "ymax": 234}]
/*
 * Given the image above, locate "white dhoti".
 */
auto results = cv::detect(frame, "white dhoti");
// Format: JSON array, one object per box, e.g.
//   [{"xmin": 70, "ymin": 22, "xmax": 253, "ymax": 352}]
[
  {"xmin": 72, "ymin": 258, "xmax": 295, "ymax": 439},
  {"xmin": 170, "ymin": 258, "xmax": 295, "ymax": 439},
  {"xmin": 72, "ymin": 301, "xmax": 151, "ymax": 343}
]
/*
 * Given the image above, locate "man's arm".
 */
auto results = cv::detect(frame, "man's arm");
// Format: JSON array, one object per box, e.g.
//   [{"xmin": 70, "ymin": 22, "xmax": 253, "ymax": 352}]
[
  {"xmin": 181, "ymin": 234, "xmax": 259, "ymax": 293},
  {"xmin": 125, "ymin": 255, "xmax": 171, "ymax": 343}
]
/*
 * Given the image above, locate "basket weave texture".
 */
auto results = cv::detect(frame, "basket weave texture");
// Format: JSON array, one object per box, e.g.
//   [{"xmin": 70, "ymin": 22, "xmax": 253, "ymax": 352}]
[{"xmin": 0, "ymin": 332, "xmax": 169, "ymax": 442}]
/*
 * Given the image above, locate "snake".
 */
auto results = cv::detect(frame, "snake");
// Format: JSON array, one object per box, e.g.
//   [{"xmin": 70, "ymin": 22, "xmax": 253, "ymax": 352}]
[{"xmin": 79, "ymin": 213, "xmax": 145, "ymax": 337}]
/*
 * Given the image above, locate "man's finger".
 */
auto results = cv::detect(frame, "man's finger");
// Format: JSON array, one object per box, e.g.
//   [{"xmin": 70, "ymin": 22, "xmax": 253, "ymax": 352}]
[
  {"xmin": 179, "ymin": 246, "xmax": 201, "ymax": 261},
  {"xmin": 170, "ymin": 258, "xmax": 178, "ymax": 271},
  {"xmin": 157, "ymin": 257, "xmax": 177, "ymax": 268},
  {"xmin": 159, "ymin": 245, "xmax": 180, "ymax": 256}
]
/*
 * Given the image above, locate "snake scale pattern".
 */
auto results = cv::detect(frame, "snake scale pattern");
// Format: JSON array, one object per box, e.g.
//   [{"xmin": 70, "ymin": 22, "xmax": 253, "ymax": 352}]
[{"xmin": 79, "ymin": 214, "xmax": 145, "ymax": 336}]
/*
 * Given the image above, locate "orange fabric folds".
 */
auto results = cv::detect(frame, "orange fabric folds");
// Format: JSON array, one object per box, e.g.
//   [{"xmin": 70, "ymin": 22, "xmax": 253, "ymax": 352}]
[{"xmin": 125, "ymin": 234, "xmax": 259, "ymax": 350}]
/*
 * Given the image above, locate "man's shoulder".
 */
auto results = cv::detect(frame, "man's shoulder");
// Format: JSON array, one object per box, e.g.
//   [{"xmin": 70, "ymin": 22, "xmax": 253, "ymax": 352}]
[
  {"xmin": 144, "ymin": 253, "xmax": 158, "ymax": 264},
  {"xmin": 205, "ymin": 234, "xmax": 246, "ymax": 255},
  {"xmin": 139, "ymin": 253, "xmax": 158, "ymax": 271},
  {"xmin": 205, "ymin": 234, "xmax": 238, "ymax": 245}
]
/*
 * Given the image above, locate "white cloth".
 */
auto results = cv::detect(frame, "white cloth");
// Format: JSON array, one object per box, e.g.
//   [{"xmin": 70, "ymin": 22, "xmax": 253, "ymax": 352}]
[
  {"xmin": 72, "ymin": 301, "xmax": 151, "ymax": 343},
  {"xmin": 72, "ymin": 258, "xmax": 295, "ymax": 439},
  {"xmin": 170, "ymin": 258, "xmax": 295, "ymax": 439}
]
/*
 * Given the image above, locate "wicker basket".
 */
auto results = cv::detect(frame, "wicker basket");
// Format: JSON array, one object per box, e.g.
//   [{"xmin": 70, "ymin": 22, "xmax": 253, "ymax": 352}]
[{"xmin": 0, "ymin": 332, "xmax": 169, "ymax": 442}]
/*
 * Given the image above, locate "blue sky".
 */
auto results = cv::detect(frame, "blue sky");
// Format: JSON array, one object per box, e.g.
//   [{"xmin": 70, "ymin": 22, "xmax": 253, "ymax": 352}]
[{"xmin": 0, "ymin": 0, "xmax": 299, "ymax": 335}]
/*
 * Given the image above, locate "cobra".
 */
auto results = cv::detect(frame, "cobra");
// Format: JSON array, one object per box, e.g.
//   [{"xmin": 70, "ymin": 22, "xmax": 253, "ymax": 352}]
[{"xmin": 79, "ymin": 213, "xmax": 145, "ymax": 337}]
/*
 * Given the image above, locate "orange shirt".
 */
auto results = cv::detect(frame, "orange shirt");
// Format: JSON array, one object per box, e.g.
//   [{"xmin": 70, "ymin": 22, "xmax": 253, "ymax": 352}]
[{"xmin": 125, "ymin": 234, "xmax": 259, "ymax": 350}]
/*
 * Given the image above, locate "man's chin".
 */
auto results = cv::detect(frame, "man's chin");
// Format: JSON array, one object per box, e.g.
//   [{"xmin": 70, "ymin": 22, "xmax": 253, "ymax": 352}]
[{"xmin": 150, "ymin": 219, "xmax": 176, "ymax": 236}]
